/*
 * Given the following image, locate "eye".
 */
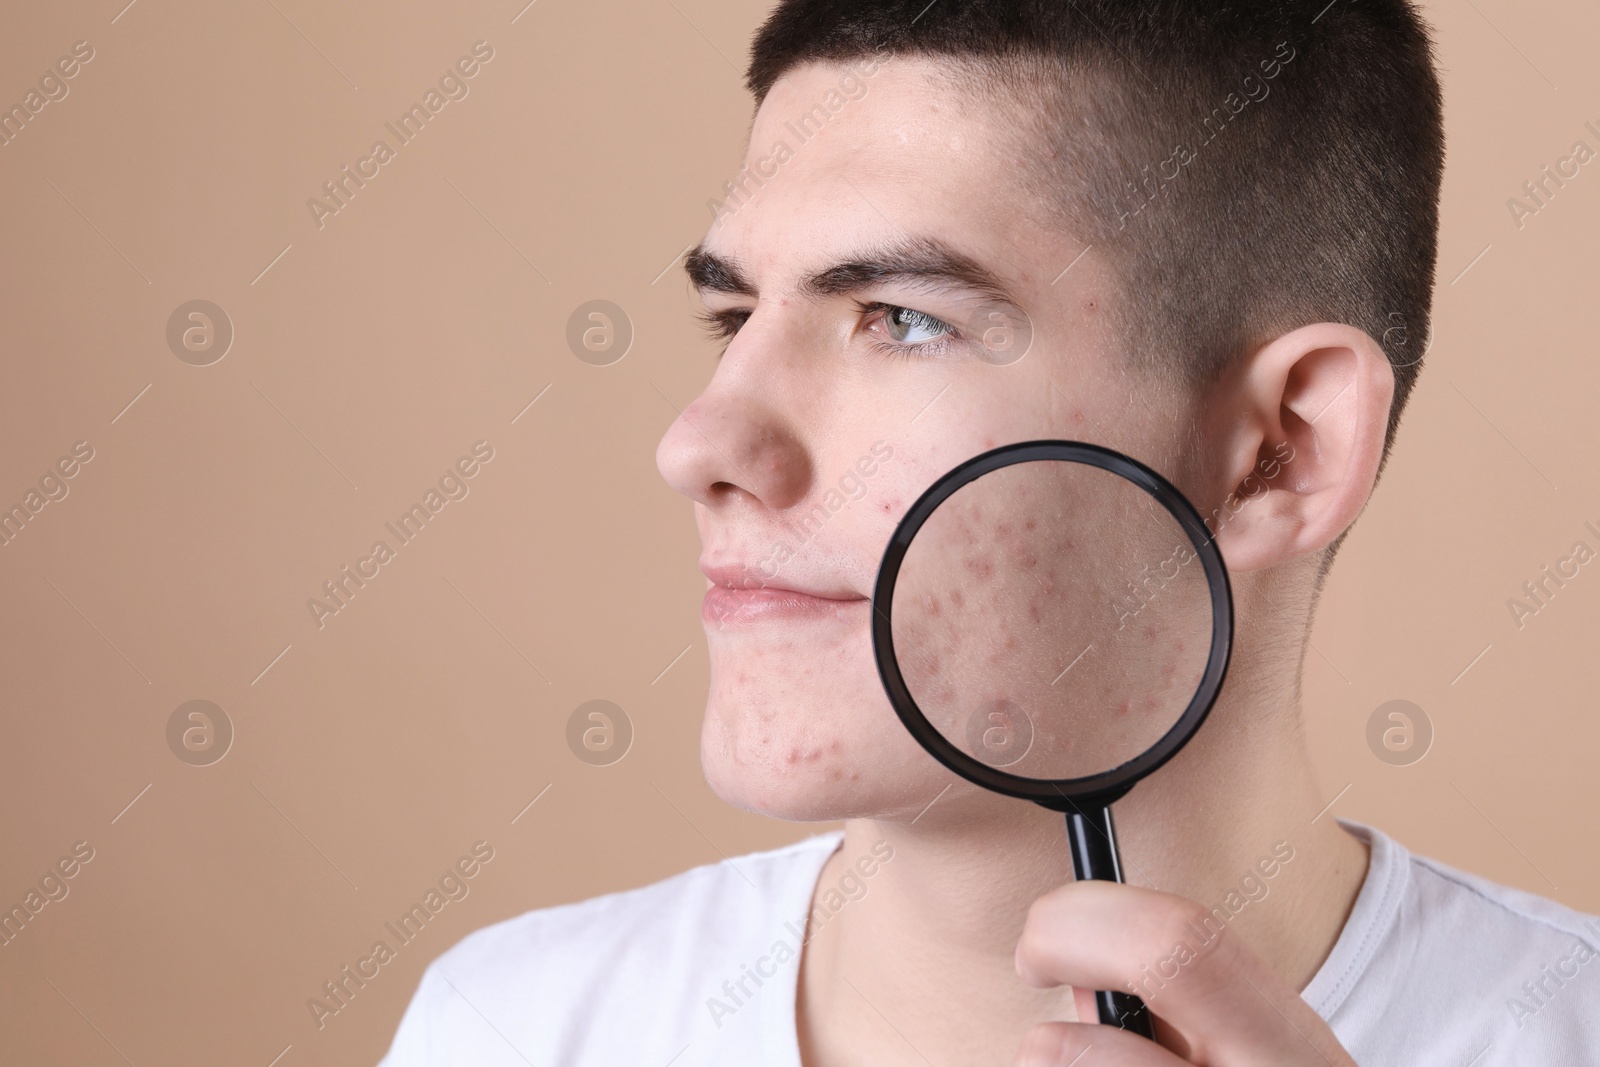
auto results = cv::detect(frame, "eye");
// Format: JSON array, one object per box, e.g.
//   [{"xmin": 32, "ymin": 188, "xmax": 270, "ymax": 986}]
[
  {"xmin": 858, "ymin": 301, "xmax": 958, "ymax": 358},
  {"xmin": 696, "ymin": 306, "xmax": 751, "ymax": 342},
  {"xmin": 694, "ymin": 301, "xmax": 960, "ymax": 359},
  {"xmin": 874, "ymin": 304, "xmax": 951, "ymax": 344}
]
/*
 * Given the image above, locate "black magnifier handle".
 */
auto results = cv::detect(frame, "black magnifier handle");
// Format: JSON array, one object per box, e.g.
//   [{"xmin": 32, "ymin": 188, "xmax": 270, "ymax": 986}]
[{"xmin": 1064, "ymin": 805, "xmax": 1157, "ymax": 1040}]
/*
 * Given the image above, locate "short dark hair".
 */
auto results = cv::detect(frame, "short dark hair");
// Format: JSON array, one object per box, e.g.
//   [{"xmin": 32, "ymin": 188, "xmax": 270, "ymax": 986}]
[{"xmin": 745, "ymin": 0, "xmax": 1445, "ymax": 469}]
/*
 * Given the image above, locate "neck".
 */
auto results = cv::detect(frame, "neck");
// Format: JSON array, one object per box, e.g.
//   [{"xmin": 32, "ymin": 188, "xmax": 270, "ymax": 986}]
[{"xmin": 795, "ymin": 662, "xmax": 1370, "ymax": 1066}]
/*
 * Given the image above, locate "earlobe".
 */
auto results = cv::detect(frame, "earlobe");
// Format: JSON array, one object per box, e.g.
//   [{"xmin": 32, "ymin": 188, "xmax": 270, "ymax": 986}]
[{"xmin": 1208, "ymin": 324, "xmax": 1394, "ymax": 573}]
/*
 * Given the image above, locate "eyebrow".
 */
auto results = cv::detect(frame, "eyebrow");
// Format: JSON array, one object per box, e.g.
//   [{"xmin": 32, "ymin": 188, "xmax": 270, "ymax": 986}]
[{"xmin": 683, "ymin": 234, "xmax": 1023, "ymax": 308}]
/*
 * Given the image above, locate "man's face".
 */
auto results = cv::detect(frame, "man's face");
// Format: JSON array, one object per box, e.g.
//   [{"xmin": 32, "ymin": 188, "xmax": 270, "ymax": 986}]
[{"xmin": 656, "ymin": 57, "xmax": 1193, "ymax": 821}]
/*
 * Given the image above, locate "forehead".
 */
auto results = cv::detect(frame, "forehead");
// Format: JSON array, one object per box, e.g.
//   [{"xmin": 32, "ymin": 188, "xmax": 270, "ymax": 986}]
[{"xmin": 709, "ymin": 57, "xmax": 1073, "ymax": 296}]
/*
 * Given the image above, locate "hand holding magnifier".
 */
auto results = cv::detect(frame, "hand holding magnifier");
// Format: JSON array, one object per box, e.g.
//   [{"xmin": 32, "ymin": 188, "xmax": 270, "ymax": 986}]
[{"xmin": 871, "ymin": 440, "xmax": 1233, "ymax": 1039}]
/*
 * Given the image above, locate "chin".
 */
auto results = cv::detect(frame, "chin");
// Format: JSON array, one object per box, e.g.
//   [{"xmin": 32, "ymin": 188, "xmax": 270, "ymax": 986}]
[{"xmin": 697, "ymin": 624, "xmax": 948, "ymax": 822}]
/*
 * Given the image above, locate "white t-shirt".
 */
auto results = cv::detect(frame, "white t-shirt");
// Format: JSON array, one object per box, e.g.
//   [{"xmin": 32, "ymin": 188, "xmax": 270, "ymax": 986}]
[{"xmin": 378, "ymin": 820, "xmax": 1600, "ymax": 1065}]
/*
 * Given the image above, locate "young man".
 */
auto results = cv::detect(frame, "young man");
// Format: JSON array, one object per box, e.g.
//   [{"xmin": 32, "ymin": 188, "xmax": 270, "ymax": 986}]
[{"xmin": 382, "ymin": 2, "xmax": 1600, "ymax": 1063}]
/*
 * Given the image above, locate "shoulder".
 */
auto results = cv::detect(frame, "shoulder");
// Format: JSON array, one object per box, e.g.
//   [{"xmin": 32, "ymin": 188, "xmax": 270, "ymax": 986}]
[
  {"xmin": 1405, "ymin": 844, "xmax": 1599, "ymax": 960},
  {"xmin": 435, "ymin": 830, "xmax": 836, "ymax": 983},
  {"xmin": 1319, "ymin": 821, "xmax": 1600, "ymax": 1065},
  {"xmin": 378, "ymin": 831, "xmax": 841, "ymax": 1066}
]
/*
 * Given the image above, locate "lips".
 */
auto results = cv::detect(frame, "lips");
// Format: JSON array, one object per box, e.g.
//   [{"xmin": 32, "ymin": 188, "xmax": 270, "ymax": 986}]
[{"xmin": 698, "ymin": 561, "xmax": 868, "ymax": 625}]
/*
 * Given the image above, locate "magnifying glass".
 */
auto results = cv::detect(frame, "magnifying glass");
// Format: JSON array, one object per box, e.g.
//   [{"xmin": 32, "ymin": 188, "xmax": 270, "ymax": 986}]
[{"xmin": 870, "ymin": 440, "xmax": 1233, "ymax": 1039}]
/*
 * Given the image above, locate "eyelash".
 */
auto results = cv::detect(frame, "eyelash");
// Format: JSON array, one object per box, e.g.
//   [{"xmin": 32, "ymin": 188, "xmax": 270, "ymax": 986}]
[{"xmin": 695, "ymin": 301, "xmax": 959, "ymax": 360}]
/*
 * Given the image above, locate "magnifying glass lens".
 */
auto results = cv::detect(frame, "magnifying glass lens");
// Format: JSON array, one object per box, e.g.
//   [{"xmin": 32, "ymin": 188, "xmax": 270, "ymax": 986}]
[{"xmin": 889, "ymin": 458, "xmax": 1216, "ymax": 783}]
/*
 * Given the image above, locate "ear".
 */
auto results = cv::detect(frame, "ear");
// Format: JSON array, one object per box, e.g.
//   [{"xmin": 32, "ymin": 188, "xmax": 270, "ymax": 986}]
[{"xmin": 1207, "ymin": 323, "xmax": 1395, "ymax": 573}]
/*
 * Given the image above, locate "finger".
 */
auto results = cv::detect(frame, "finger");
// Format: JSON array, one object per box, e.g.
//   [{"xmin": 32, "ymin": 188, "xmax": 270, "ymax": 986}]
[
  {"xmin": 1072, "ymin": 985, "xmax": 1097, "ymax": 1028},
  {"xmin": 1015, "ymin": 880, "xmax": 1353, "ymax": 1066},
  {"xmin": 1070, "ymin": 985, "xmax": 1190, "ymax": 1057},
  {"xmin": 1013, "ymin": 1021, "xmax": 1190, "ymax": 1067}
]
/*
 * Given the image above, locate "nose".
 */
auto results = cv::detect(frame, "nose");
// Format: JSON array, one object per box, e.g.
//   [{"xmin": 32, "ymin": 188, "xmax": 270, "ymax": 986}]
[{"xmin": 655, "ymin": 370, "xmax": 812, "ymax": 512}]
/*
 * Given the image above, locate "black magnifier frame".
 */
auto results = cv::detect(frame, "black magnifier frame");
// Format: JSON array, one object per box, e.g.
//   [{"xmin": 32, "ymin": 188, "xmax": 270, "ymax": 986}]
[{"xmin": 870, "ymin": 439, "xmax": 1234, "ymax": 1040}]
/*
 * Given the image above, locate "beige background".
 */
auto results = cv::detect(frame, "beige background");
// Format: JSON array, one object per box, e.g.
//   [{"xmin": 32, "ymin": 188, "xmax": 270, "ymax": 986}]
[{"xmin": 0, "ymin": 0, "xmax": 1596, "ymax": 1062}]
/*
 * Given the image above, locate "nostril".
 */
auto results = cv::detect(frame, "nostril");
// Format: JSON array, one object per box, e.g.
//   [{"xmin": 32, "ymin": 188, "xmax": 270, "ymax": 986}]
[{"xmin": 656, "ymin": 392, "xmax": 812, "ymax": 510}]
